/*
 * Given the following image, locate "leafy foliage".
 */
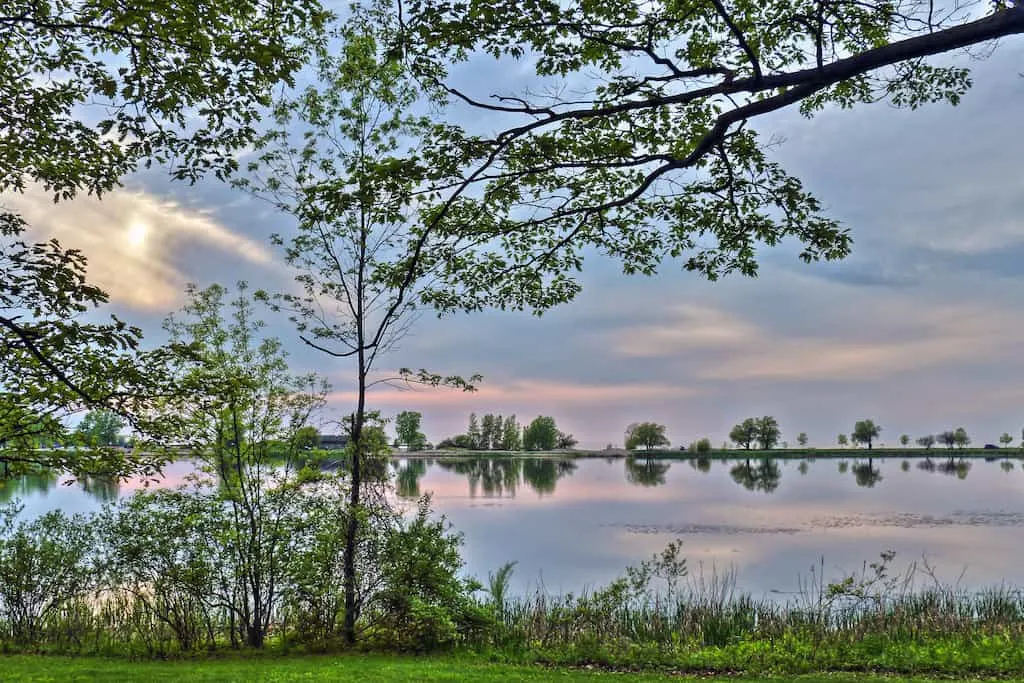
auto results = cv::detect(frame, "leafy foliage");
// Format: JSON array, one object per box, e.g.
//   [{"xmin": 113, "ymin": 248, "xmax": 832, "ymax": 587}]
[
  {"xmin": 624, "ymin": 422, "xmax": 670, "ymax": 451},
  {"xmin": 852, "ymin": 420, "xmax": 882, "ymax": 449},
  {"xmin": 75, "ymin": 410, "xmax": 126, "ymax": 447},
  {"xmin": 1, "ymin": 0, "xmax": 329, "ymax": 199},
  {"xmin": 395, "ymin": 0, "xmax": 1024, "ymax": 292},
  {"xmin": 396, "ymin": 411, "xmax": 427, "ymax": 451},
  {"xmin": 523, "ymin": 416, "xmax": 559, "ymax": 451},
  {"xmin": 0, "ymin": 217, "xmax": 170, "ymax": 477}
]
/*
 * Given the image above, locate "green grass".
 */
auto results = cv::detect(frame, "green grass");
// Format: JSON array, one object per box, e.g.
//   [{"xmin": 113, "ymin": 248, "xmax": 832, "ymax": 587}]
[{"xmin": 2, "ymin": 654, "xmax": 1023, "ymax": 683}]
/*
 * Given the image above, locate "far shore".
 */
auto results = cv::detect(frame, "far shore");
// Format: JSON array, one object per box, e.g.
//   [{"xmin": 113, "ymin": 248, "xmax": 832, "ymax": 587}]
[{"xmin": 394, "ymin": 446, "xmax": 1022, "ymax": 460}]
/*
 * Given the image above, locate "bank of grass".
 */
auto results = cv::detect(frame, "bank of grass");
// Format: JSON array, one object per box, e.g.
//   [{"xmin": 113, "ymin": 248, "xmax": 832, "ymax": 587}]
[{"xmin": 3, "ymin": 654, "xmax": 1024, "ymax": 683}]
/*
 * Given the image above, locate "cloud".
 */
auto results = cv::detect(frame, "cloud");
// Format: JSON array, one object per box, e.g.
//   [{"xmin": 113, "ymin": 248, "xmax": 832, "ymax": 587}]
[
  {"xmin": 4, "ymin": 186, "xmax": 274, "ymax": 311},
  {"xmin": 328, "ymin": 377, "xmax": 690, "ymax": 409},
  {"xmin": 611, "ymin": 298, "xmax": 1024, "ymax": 383}
]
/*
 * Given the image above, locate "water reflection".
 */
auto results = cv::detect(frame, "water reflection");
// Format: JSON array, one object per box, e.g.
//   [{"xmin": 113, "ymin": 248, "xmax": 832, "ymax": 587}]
[
  {"xmin": 690, "ymin": 456, "xmax": 712, "ymax": 474},
  {"xmin": 917, "ymin": 455, "xmax": 972, "ymax": 479},
  {"xmin": 0, "ymin": 471, "xmax": 58, "ymax": 504},
  {"xmin": 0, "ymin": 471, "xmax": 119, "ymax": 505},
  {"xmin": 729, "ymin": 459, "xmax": 781, "ymax": 494},
  {"xmin": 625, "ymin": 456, "xmax": 671, "ymax": 487},
  {"xmin": 425, "ymin": 457, "xmax": 577, "ymax": 498},
  {"xmin": 851, "ymin": 460, "xmax": 882, "ymax": 488}
]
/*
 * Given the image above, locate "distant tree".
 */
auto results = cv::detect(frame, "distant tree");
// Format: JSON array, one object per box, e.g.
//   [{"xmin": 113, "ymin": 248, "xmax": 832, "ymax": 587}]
[
  {"xmin": 916, "ymin": 434, "xmax": 936, "ymax": 450},
  {"xmin": 694, "ymin": 438, "xmax": 712, "ymax": 455},
  {"xmin": 556, "ymin": 431, "xmax": 578, "ymax": 449},
  {"xmin": 938, "ymin": 430, "xmax": 957, "ymax": 450},
  {"xmin": 898, "ymin": 434, "xmax": 909, "ymax": 447},
  {"xmin": 953, "ymin": 427, "xmax": 971, "ymax": 449},
  {"xmin": 480, "ymin": 414, "xmax": 497, "ymax": 450},
  {"xmin": 438, "ymin": 434, "xmax": 474, "ymax": 450},
  {"xmin": 1000, "ymin": 432, "xmax": 1014, "ymax": 448},
  {"xmin": 500, "ymin": 415, "xmax": 521, "ymax": 451},
  {"xmin": 395, "ymin": 411, "xmax": 427, "ymax": 451},
  {"xmin": 75, "ymin": 410, "xmax": 126, "ymax": 447},
  {"xmin": 851, "ymin": 420, "xmax": 881, "ymax": 450},
  {"xmin": 293, "ymin": 425, "xmax": 320, "ymax": 451},
  {"xmin": 729, "ymin": 418, "xmax": 758, "ymax": 450},
  {"xmin": 625, "ymin": 422, "xmax": 670, "ymax": 451},
  {"xmin": 467, "ymin": 413, "xmax": 482, "ymax": 450},
  {"xmin": 523, "ymin": 416, "xmax": 558, "ymax": 451},
  {"xmin": 797, "ymin": 432, "xmax": 808, "ymax": 448},
  {"xmin": 755, "ymin": 416, "xmax": 780, "ymax": 450},
  {"xmin": 837, "ymin": 434, "xmax": 849, "ymax": 447}
]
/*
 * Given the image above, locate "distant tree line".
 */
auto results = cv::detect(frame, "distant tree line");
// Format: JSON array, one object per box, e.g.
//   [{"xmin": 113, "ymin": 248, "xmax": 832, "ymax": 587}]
[
  {"xmin": 390, "ymin": 409, "xmax": 1022, "ymax": 454},
  {"xmin": 432, "ymin": 414, "xmax": 576, "ymax": 452}
]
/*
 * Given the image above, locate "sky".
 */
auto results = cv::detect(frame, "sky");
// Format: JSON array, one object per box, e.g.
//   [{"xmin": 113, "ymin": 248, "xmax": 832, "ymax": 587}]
[{"xmin": 7, "ymin": 38, "xmax": 1024, "ymax": 450}]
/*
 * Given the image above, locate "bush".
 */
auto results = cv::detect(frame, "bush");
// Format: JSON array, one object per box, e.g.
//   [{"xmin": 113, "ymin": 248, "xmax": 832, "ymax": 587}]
[
  {"xmin": 0, "ymin": 507, "xmax": 96, "ymax": 645},
  {"xmin": 365, "ymin": 497, "xmax": 490, "ymax": 650}
]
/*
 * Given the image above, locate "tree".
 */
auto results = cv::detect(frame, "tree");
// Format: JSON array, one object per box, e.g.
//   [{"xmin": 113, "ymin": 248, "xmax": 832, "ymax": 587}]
[
  {"xmin": 75, "ymin": 410, "xmax": 126, "ymax": 447},
  {"xmin": 556, "ymin": 431, "xmax": 578, "ymax": 450},
  {"xmin": 293, "ymin": 425, "xmax": 321, "ymax": 451},
  {"xmin": 938, "ymin": 430, "xmax": 957, "ymax": 449},
  {"xmin": 899, "ymin": 434, "xmax": 910, "ymax": 447},
  {"xmin": 482, "ymin": 413, "xmax": 506, "ymax": 450},
  {"xmin": 1000, "ymin": 432, "xmax": 1014, "ymax": 448},
  {"xmin": 797, "ymin": 432, "xmax": 808, "ymax": 448},
  {"xmin": 467, "ymin": 414, "xmax": 483, "ymax": 450},
  {"xmin": 756, "ymin": 416, "xmax": 780, "ymax": 450},
  {"xmin": 395, "ymin": 411, "xmax": 427, "ymax": 451},
  {"xmin": 851, "ymin": 420, "xmax": 882, "ymax": 450},
  {"xmin": 624, "ymin": 422, "xmax": 670, "ymax": 451},
  {"xmin": 837, "ymin": 434, "xmax": 849, "ymax": 448},
  {"xmin": 157, "ymin": 283, "xmax": 328, "ymax": 648},
  {"xmin": 729, "ymin": 419, "xmax": 758, "ymax": 450},
  {"xmin": 239, "ymin": 18, "xmax": 569, "ymax": 643},
  {"xmin": 523, "ymin": 416, "xmax": 558, "ymax": 451},
  {"xmin": 499, "ymin": 415, "xmax": 521, "ymax": 451},
  {"xmin": 953, "ymin": 427, "xmax": 971, "ymax": 449},
  {"xmin": 916, "ymin": 434, "xmax": 936, "ymax": 450},
  {"xmin": 399, "ymin": 2, "xmax": 1024, "ymax": 288}
]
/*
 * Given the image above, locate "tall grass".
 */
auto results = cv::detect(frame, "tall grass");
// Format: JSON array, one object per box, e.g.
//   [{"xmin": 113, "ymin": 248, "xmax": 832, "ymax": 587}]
[{"xmin": 481, "ymin": 553, "xmax": 1024, "ymax": 659}]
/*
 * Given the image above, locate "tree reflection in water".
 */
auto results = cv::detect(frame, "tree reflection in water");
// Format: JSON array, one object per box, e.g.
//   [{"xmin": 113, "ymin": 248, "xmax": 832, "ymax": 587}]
[
  {"xmin": 0, "ymin": 471, "xmax": 58, "ymax": 504},
  {"xmin": 729, "ymin": 459, "xmax": 781, "ymax": 494},
  {"xmin": 689, "ymin": 456, "xmax": 712, "ymax": 474},
  {"xmin": 625, "ymin": 456, "xmax": 671, "ymax": 487},
  {"xmin": 851, "ymin": 459, "xmax": 882, "ymax": 488},
  {"xmin": 433, "ymin": 457, "xmax": 576, "ymax": 497},
  {"xmin": 80, "ymin": 475, "xmax": 119, "ymax": 503},
  {"xmin": 395, "ymin": 459, "xmax": 428, "ymax": 499}
]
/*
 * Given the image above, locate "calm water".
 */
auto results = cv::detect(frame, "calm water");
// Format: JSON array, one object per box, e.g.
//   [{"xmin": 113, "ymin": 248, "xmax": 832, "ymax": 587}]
[{"xmin": 7, "ymin": 455, "xmax": 1024, "ymax": 597}]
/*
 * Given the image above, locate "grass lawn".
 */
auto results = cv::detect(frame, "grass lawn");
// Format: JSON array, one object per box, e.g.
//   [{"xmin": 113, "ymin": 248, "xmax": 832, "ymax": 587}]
[{"xmin": 3, "ymin": 654, "xmax": 1024, "ymax": 683}]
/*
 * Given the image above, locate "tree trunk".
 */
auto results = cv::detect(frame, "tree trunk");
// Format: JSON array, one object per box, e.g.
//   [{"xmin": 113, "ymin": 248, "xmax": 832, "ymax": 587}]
[{"xmin": 341, "ymin": 352, "xmax": 367, "ymax": 645}]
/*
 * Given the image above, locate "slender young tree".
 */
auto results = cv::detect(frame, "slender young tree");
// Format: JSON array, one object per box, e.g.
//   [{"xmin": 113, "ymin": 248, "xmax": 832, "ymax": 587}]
[{"xmin": 236, "ymin": 14, "xmax": 571, "ymax": 643}]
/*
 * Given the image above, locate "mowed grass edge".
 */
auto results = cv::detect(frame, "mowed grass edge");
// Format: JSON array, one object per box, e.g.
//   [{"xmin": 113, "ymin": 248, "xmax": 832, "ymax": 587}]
[{"xmin": 4, "ymin": 654, "xmax": 1024, "ymax": 683}]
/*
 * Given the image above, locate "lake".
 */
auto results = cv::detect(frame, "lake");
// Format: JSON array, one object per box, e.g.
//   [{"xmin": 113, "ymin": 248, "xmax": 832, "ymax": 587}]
[{"xmin": 7, "ymin": 454, "xmax": 1024, "ymax": 598}]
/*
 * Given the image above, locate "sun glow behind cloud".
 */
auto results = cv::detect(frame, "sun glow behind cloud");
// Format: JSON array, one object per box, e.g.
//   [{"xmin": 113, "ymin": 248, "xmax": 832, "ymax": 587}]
[{"xmin": 5, "ymin": 186, "xmax": 273, "ymax": 311}]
